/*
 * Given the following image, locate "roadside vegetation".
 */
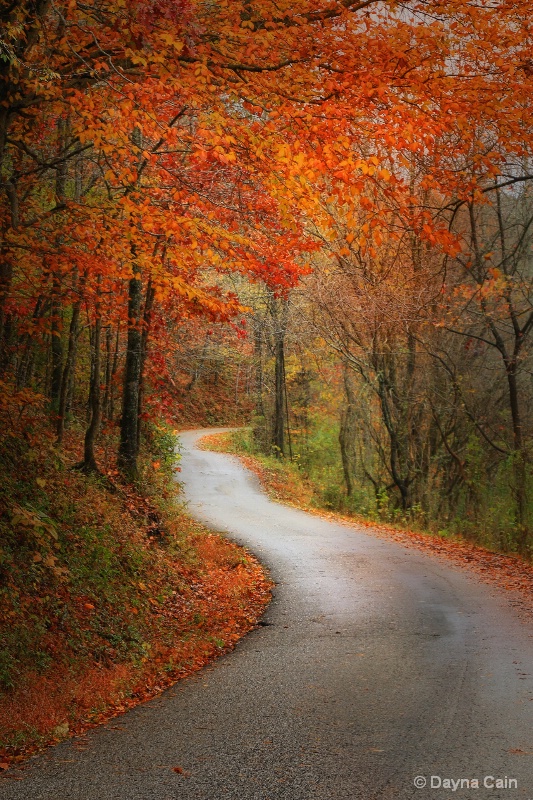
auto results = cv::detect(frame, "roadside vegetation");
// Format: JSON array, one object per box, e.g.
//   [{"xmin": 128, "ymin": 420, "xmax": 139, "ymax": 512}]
[
  {"xmin": 201, "ymin": 429, "xmax": 533, "ymax": 615},
  {"xmin": 0, "ymin": 405, "xmax": 271, "ymax": 764}
]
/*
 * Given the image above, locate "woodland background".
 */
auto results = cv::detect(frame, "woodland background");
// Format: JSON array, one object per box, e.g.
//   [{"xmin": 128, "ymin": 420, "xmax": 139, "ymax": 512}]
[{"xmin": 1, "ymin": 0, "xmax": 533, "ymax": 757}]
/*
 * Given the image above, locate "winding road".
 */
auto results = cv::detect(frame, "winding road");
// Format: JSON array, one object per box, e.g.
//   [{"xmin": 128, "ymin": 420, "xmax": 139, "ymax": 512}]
[{"xmin": 2, "ymin": 428, "xmax": 532, "ymax": 800}]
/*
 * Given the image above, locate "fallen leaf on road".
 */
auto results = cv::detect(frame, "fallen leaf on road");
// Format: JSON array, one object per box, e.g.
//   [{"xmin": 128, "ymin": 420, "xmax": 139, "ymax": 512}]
[{"xmin": 172, "ymin": 766, "xmax": 191, "ymax": 776}]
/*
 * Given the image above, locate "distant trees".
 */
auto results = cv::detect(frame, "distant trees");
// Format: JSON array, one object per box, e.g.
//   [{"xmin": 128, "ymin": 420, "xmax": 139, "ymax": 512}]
[
  {"xmin": 440, "ymin": 182, "xmax": 533, "ymax": 550},
  {"xmin": 286, "ymin": 171, "xmax": 533, "ymax": 553}
]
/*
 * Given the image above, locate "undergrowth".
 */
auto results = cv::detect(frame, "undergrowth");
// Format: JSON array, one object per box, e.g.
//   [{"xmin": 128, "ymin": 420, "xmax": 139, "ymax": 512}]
[
  {"xmin": 200, "ymin": 429, "xmax": 523, "ymax": 552},
  {"xmin": 200, "ymin": 430, "xmax": 533, "ymax": 615},
  {"xmin": 0, "ymin": 406, "xmax": 272, "ymax": 763}
]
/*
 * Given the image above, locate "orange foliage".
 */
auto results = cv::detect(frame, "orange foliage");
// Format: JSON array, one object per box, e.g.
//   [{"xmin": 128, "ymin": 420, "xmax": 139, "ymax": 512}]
[{"xmin": 0, "ymin": 514, "xmax": 272, "ymax": 763}]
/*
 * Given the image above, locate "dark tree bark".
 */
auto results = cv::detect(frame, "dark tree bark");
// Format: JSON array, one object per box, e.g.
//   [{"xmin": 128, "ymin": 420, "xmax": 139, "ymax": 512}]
[
  {"xmin": 56, "ymin": 292, "xmax": 82, "ymax": 444},
  {"xmin": 253, "ymin": 320, "xmax": 265, "ymax": 419},
  {"xmin": 16, "ymin": 293, "xmax": 49, "ymax": 388},
  {"xmin": 118, "ymin": 270, "xmax": 143, "ymax": 480},
  {"xmin": 137, "ymin": 276, "xmax": 155, "ymax": 450},
  {"xmin": 0, "ymin": 180, "xmax": 19, "ymax": 370},
  {"xmin": 269, "ymin": 295, "xmax": 289, "ymax": 458},
  {"xmin": 103, "ymin": 326, "xmax": 113, "ymax": 420},
  {"xmin": 57, "ymin": 263, "xmax": 85, "ymax": 445},
  {"xmin": 50, "ymin": 119, "xmax": 68, "ymax": 414},
  {"xmin": 339, "ymin": 363, "xmax": 357, "ymax": 497},
  {"xmin": 79, "ymin": 278, "xmax": 102, "ymax": 472},
  {"xmin": 50, "ymin": 274, "xmax": 63, "ymax": 412},
  {"xmin": 109, "ymin": 324, "xmax": 120, "ymax": 421},
  {"xmin": 273, "ymin": 329, "xmax": 285, "ymax": 457}
]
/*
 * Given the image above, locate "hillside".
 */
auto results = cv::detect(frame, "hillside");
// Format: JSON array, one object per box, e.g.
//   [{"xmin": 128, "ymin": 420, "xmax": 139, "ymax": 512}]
[{"xmin": 0, "ymin": 395, "xmax": 271, "ymax": 764}]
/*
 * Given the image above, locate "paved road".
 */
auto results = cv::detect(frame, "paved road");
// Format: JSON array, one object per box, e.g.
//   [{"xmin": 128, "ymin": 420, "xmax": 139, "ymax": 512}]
[{"xmin": 2, "ymin": 428, "xmax": 532, "ymax": 800}]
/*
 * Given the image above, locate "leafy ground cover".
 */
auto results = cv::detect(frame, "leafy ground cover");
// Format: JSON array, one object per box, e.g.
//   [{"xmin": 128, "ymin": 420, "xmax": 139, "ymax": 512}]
[
  {"xmin": 200, "ymin": 431, "xmax": 533, "ymax": 619},
  {"xmin": 0, "ymin": 416, "xmax": 272, "ymax": 768}
]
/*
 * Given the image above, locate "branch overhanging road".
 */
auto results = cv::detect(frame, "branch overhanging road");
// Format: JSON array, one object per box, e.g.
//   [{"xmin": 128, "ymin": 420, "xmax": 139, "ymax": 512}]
[{"xmin": 3, "ymin": 428, "xmax": 532, "ymax": 800}]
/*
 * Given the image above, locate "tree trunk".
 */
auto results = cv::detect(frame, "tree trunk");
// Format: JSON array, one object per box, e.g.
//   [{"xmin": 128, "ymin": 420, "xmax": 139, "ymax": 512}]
[
  {"xmin": 50, "ymin": 275, "xmax": 63, "ymax": 412},
  {"xmin": 273, "ymin": 330, "xmax": 285, "ymax": 457},
  {"xmin": 376, "ymin": 368, "xmax": 410, "ymax": 510},
  {"xmin": 50, "ymin": 121, "xmax": 67, "ymax": 414},
  {"xmin": 253, "ymin": 321, "xmax": 265, "ymax": 418},
  {"xmin": 80, "ymin": 281, "xmax": 102, "ymax": 471},
  {"xmin": 16, "ymin": 294, "xmax": 49, "ymax": 388},
  {"xmin": 0, "ymin": 179, "xmax": 19, "ymax": 370},
  {"xmin": 339, "ymin": 363, "xmax": 357, "ymax": 497},
  {"xmin": 0, "ymin": 247, "xmax": 14, "ymax": 369},
  {"xmin": 506, "ymin": 364, "xmax": 529, "ymax": 552},
  {"xmin": 56, "ymin": 294, "xmax": 81, "ymax": 444},
  {"xmin": 103, "ymin": 326, "xmax": 113, "ymax": 420},
  {"xmin": 137, "ymin": 277, "xmax": 155, "ymax": 450},
  {"xmin": 118, "ymin": 271, "xmax": 143, "ymax": 480},
  {"xmin": 109, "ymin": 324, "xmax": 120, "ymax": 422}
]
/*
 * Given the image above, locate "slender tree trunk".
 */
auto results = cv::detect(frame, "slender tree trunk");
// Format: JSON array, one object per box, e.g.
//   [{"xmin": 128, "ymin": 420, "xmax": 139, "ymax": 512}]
[
  {"xmin": 253, "ymin": 321, "xmax": 265, "ymax": 418},
  {"xmin": 269, "ymin": 295, "xmax": 290, "ymax": 458},
  {"xmin": 50, "ymin": 274, "xmax": 63, "ymax": 412},
  {"xmin": 16, "ymin": 294, "xmax": 49, "ymax": 388},
  {"xmin": 339, "ymin": 424, "xmax": 353, "ymax": 497},
  {"xmin": 50, "ymin": 120, "xmax": 67, "ymax": 414},
  {"xmin": 339, "ymin": 363, "xmax": 357, "ymax": 497},
  {"xmin": 81, "ymin": 281, "xmax": 102, "ymax": 472},
  {"xmin": 186, "ymin": 334, "xmax": 209, "ymax": 392},
  {"xmin": 109, "ymin": 324, "xmax": 120, "ymax": 422},
  {"xmin": 56, "ymin": 291, "xmax": 82, "ymax": 444},
  {"xmin": 137, "ymin": 277, "xmax": 155, "ymax": 451},
  {"xmin": 0, "ymin": 246, "xmax": 14, "ymax": 368},
  {"xmin": 118, "ymin": 270, "xmax": 143, "ymax": 480},
  {"xmin": 282, "ymin": 351, "xmax": 292, "ymax": 460},
  {"xmin": 506, "ymin": 364, "xmax": 529, "ymax": 551},
  {"xmin": 0, "ymin": 179, "xmax": 19, "ymax": 370},
  {"xmin": 103, "ymin": 326, "xmax": 113, "ymax": 420},
  {"xmin": 376, "ymin": 368, "xmax": 410, "ymax": 510},
  {"xmin": 273, "ymin": 330, "xmax": 285, "ymax": 457}
]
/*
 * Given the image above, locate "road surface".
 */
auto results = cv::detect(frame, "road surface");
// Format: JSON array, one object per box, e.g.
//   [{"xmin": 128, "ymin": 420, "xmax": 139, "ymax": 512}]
[{"xmin": 2, "ymin": 428, "xmax": 532, "ymax": 800}]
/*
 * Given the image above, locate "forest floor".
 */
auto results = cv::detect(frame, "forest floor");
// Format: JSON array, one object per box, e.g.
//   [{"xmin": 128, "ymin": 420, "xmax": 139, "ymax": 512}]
[
  {"xmin": 0, "ymin": 422, "xmax": 272, "ymax": 769},
  {"xmin": 200, "ymin": 431, "xmax": 533, "ymax": 620}
]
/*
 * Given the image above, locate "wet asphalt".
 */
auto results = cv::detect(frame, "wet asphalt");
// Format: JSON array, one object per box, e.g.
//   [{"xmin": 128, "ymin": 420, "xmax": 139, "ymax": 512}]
[{"xmin": 1, "ymin": 427, "xmax": 532, "ymax": 800}]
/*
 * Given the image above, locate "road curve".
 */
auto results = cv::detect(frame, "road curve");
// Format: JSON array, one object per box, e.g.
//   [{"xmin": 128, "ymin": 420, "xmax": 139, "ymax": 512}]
[{"xmin": 2, "ymin": 428, "xmax": 532, "ymax": 800}]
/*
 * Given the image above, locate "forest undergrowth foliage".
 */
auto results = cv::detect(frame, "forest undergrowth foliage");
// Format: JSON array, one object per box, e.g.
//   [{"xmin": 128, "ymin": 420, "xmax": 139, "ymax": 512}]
[
  {"xmin": 203, "ymin": 420, "xmax": 533, "ymax": 560},
  {"xmin": 0, "ymin": 402, "xmax": 272, "ymax": 763}
]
